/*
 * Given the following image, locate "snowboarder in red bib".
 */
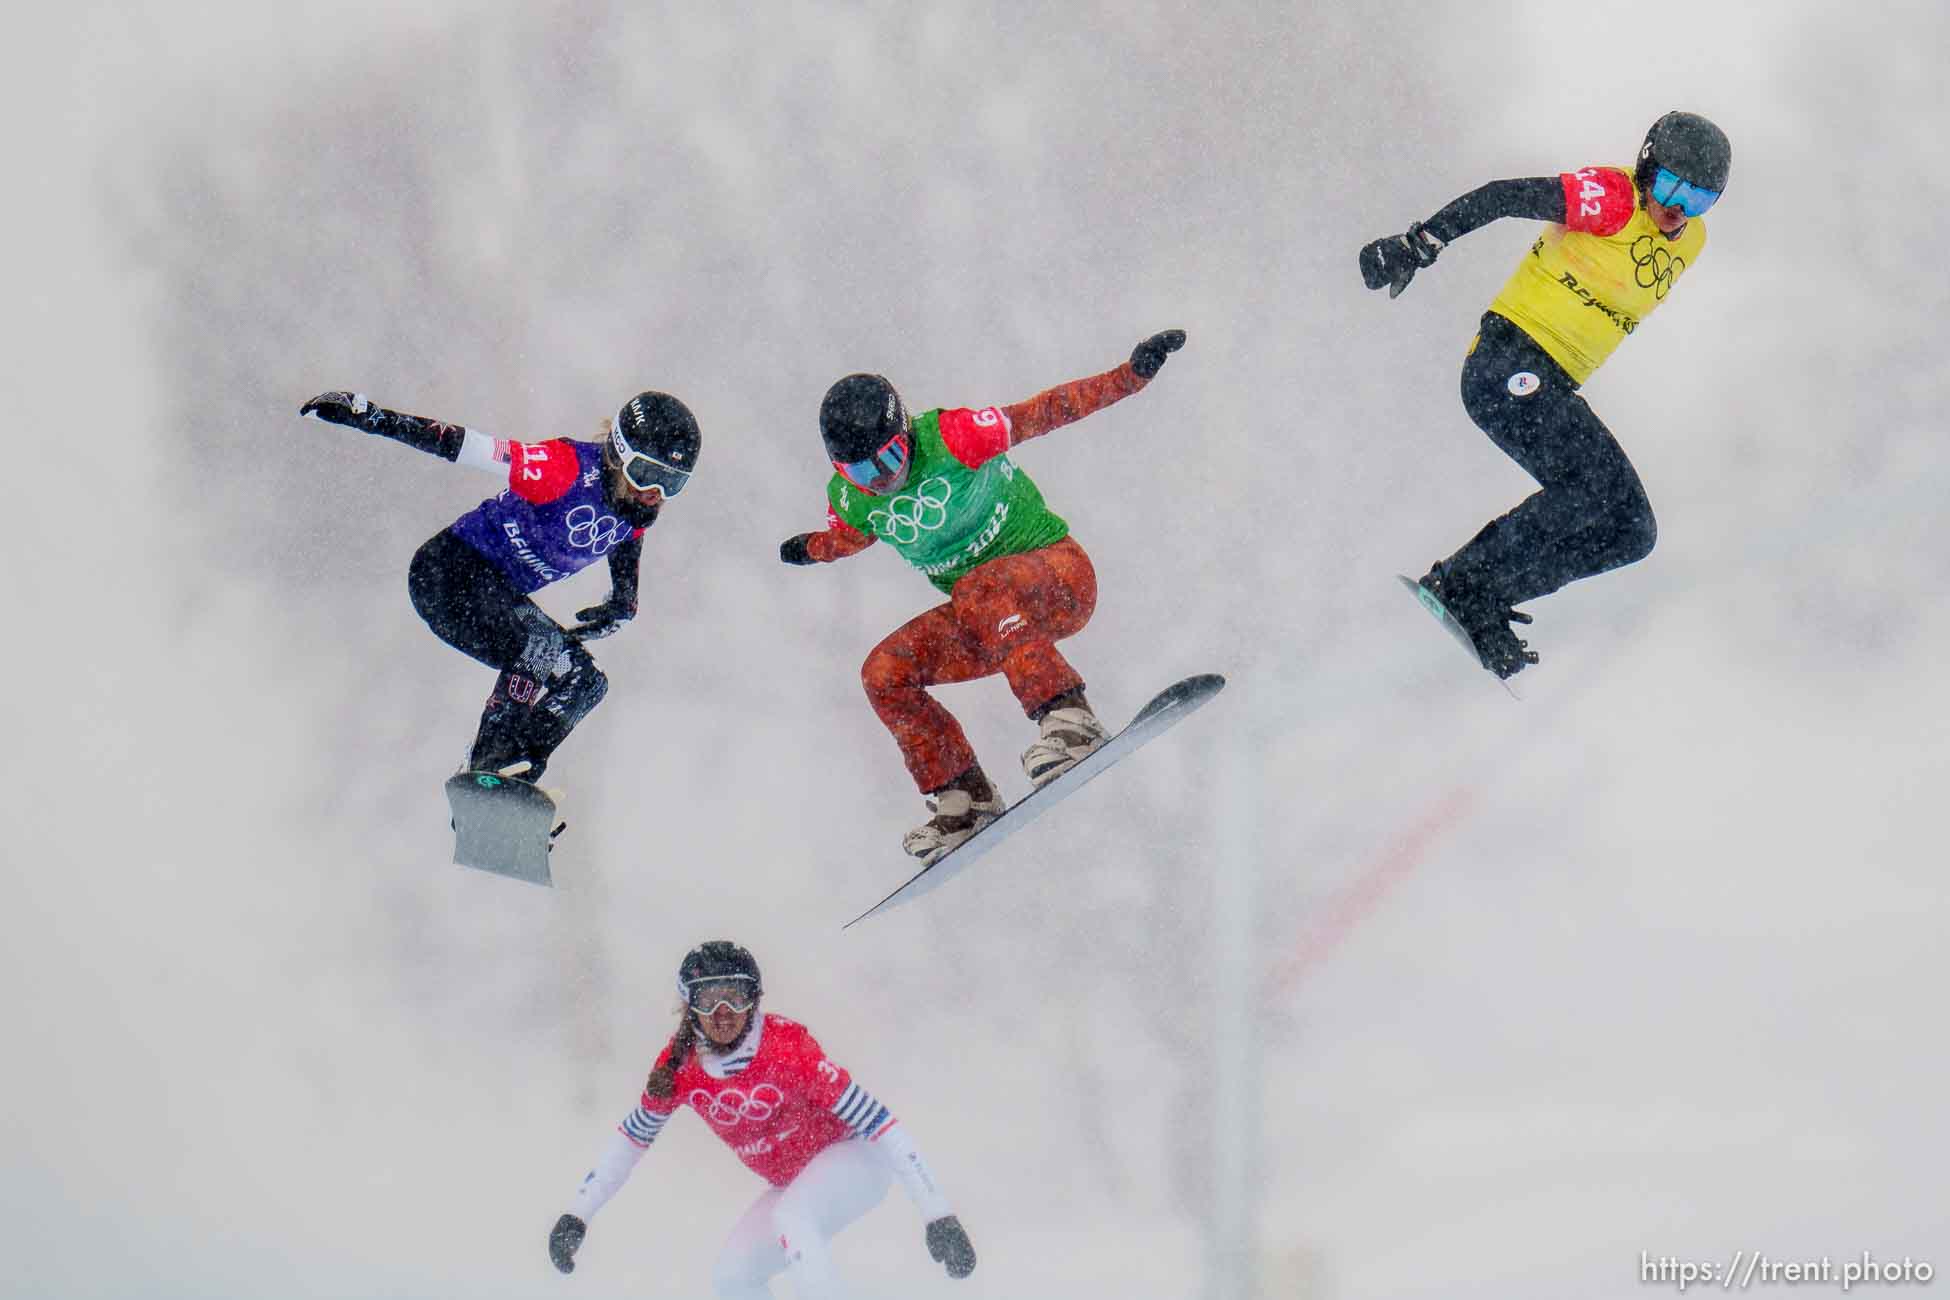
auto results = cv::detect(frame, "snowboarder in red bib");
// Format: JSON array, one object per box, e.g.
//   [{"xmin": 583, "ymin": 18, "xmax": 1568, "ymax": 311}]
[
  {"xmin": 297, "ymin": 389, "xmax": 700, "ymax": 780},
  {"xmin": 778, "ymin": 330, "xmax": 1186, "ymax": 865},
  {"xmin": 548, "ymin": 942, "xmax": 976, "ymax": 1296},
  {"xmin": 1359, "ymin": 111, "xmax": 1731, "ymax": 678}
]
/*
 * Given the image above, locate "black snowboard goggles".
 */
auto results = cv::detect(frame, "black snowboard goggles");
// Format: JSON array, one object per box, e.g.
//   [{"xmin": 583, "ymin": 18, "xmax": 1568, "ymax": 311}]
[
  {"xmin": 683, "ymin": 975, "xmax": 758, "ymax": 1016},
  {"xmin": 609, "ymin": 419, "xmax": 692, "ymax": 498}
]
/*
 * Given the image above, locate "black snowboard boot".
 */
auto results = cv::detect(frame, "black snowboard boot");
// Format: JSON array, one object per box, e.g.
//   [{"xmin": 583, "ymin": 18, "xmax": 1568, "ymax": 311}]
[
  {"xmin": 510, "ymin": 642, "xmax": 609, "ymax": 780},
  {"xmin": 1467, "ymin": 607, "xmax": 1539, "ymax": 680},
  {"xmin": 468, "ymin": 670, "xmax": 546, "ymax": 778},
  {"xmin": 1418, "ymin": 562, "xmax": 1539, "ymax": 680}
]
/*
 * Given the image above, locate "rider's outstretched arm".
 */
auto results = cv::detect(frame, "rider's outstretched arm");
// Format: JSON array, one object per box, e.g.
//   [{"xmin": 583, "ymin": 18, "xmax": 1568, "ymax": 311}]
[{"xmin": 995, "ymin": 329, "xmax": 1184, "ymax": 451}]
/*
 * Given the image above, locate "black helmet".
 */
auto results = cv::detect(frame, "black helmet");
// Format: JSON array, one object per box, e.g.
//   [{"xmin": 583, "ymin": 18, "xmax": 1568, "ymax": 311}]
[
  {"xmin": 610, "ymin": 391, "xmax": 700, "ymax": 498},
  {"xmin": 1636, "ymin": 110, "xmax": 1731, "ymax": 194},
  {"xmin": 819, "ymin": 373, "xmax": 908, "ymax": 465},
  {"xmin": 677, "ymin": 940, "xmax": 762, "ymax": 1003}
]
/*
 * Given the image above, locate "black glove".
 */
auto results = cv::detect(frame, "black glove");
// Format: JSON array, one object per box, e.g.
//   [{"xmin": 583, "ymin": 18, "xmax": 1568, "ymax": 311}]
[
  {"xmin": 299, "ymin": 391, "xmax": 466, "ymax": 459},
  {"xmin": 926, "ymin": 1215, "xmax": 976, "ymax": 1279},
  {"xmin": 780, "ymin": 534, "xmax": 817, "ymax": 566},
  {"xmin": 1129, "ymin": 329, "xmax": 1186, "ymax": 380},
  {"xmin": 548, "ymin": 1213, "xmax": 586, "ymax": 1274},
  {"xmin": 298, "ymin": 391, "xmax": 373, "ymax": 427},
  {"xmin": 568, "ymin": 597, "xmax": 635, "ymax": 641},
  {"xmin": 1358, "ymin": 221, "xmax": 1444, "ymax": 299}
]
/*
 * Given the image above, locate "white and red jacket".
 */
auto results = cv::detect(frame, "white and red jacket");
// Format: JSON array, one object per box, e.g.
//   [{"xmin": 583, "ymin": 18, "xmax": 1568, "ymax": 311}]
[{"xmin": 567, "ymin": 1013, "xmax": 951, "ymax": 1220}]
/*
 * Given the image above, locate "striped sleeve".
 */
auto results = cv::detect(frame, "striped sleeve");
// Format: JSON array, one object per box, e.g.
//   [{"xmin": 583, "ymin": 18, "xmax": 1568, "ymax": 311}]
[
  {"xmin": 620, "ymin": 1103, "xmax": 670, "ymax": 1148},
  {"xmin": 831, "ymin": 1081, "xmax": 897, "ymax": 1140}
]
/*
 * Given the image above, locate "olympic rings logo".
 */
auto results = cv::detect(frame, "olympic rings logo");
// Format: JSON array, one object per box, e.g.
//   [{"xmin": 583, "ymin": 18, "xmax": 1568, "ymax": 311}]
[
  {"xmin": 690, "ymin": 1083, "xmax": 785, "ymax": 1127},
  {"xmin": 565, "ymin": 504, "xmax": 630, "ymax": 554},
  {"xmin": 1630, "ymin": 235, "xmax": 1684, "ymax": 300},
  {"xmin": 868, "ymin": 476, "xmax": 953, "ymax": 545}
]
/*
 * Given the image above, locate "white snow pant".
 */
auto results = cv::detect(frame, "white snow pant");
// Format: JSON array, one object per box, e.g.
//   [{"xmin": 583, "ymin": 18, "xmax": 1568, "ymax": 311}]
[{"xmin": 711, "ymin": 1139, "xmax": 892, "ymax": 1300}]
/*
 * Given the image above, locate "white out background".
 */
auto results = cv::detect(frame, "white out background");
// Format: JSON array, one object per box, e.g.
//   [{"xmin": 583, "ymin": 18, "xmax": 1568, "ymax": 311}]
[{"xmin": 5, "ymin": 3, "xmax": 1945, "ymax": 1298}]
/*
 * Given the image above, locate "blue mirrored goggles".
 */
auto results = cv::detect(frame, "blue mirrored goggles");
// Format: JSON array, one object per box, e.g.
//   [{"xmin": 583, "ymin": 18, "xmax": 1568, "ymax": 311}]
[
  {"xmin": 834, "ymin": 432, "xmax": 910, "ymax": 492},
  {"xmin": 609, "ymin": 420, "xmax": 692, "ymax": 497},
  {"xmin": 1649, "ymin": 167, "xmax": 1721, "ymax": 219}
]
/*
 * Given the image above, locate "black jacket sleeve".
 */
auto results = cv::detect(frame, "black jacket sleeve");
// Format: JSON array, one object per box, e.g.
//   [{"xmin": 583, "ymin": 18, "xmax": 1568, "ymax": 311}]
[
  {"xmin": 1422, "ymin": 177, "xmax": 1566, "ymax": 245},
  {"xmin": 605, "ymin": 532, "xmax": 643, "ymax": 612},
  {"xmin": 357, "ymin": 404, "xmax": 469, "ymax": 460}
]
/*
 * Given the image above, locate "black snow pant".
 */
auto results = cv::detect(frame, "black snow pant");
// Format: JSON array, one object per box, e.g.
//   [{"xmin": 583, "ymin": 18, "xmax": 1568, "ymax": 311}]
[
  {"xmin": 406, "ymin": 530, "xmax": 607, "ymax": 773},
  {"xmin": 1439, "ymin": 311, "xmax": 1657, "ymax": 609}
]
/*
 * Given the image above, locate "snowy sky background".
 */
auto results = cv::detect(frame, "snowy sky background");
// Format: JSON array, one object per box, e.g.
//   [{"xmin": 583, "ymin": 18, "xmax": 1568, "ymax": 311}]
[{"xmin": 5, "ymin": 3, "xmax": 1947, "ymax": 1298}]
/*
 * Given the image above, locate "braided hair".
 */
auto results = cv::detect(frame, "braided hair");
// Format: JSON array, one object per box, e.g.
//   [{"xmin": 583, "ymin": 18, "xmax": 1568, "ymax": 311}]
[
  {"xmin": 643, "ymin": 1011, "xmax": 697, "ymax": 1100},
  {"xmin": 646, "ymin": 941, "xmax": 763, "ymax": 1097}
]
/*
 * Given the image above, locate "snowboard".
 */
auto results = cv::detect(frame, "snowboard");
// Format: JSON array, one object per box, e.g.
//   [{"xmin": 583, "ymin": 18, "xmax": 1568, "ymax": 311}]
[
  {"xmin": 1397, "ymin": 574, "xmax": 1520, "ymax": 698},
  {"xmin": 444, "ymin": 771, "xmax": 562, "ymax": 886},
  {"xmin": 843, "ymin": 674, "xmax": 1226, "ymax": 928}
]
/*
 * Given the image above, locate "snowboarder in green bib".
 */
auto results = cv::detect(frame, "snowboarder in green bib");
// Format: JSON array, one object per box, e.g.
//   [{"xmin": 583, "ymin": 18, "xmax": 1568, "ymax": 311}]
[{"xmin": 780, "ymin": 330, "xmax": 1186, "ymax": 864}]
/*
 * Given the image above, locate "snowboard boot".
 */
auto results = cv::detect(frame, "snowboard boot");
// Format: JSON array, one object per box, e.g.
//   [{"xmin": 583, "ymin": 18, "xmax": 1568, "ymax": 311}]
[
  {"xmin": 1417, "ymin": 563, "xmax": 1537, "ymax": 681},
  {"xmin": 1415, "ymin": 561, "xmax": 1480, "ymax": 625},
  {"xmin": 902, "ymin": 765, "xmax": 1006, "ymax": 865},
  {"xmin": 507, "ymin": 642, "xmax": 610, "ymax": 782},
  {"xmin": 467, "ymin": 671, "xmax": 546, "ymax": 780},
  {"xmin": 1020, "ymin": 694, "xmax": 1109, "ymax": 788},
  {"xmin": 1467, "ymin": 606, "xmax": 1539, "ymax": 680}
]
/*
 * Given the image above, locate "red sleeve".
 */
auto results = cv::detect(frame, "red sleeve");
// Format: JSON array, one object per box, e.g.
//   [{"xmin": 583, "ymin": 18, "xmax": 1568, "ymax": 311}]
[
  {"xmin": 507, "ymin": 438, "xmax": 580, "ymax": 504},
  {"xmin": 780, "ymin": 1021, "xmax": 852, "ymax": 1109},
  {"xmin": 937, "ymin": 406, "xmax": 1014, "ymax": 468},
  {"xmin": 806, "ymin": 506, "xmax": 875, "ymax": 562},
  {"xmin": 1560, "ymin": 166, "xmax": 1636, "ymax": 237},
  {"xmin": 998, "ymin": 362, "xmax": 1148, "ymax": 445}
]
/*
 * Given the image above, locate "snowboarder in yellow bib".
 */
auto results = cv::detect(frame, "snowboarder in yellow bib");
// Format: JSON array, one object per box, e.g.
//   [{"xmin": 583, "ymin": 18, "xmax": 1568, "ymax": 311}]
[{"xmin": 1361, "ymin": 111, "xmax": 1730, "ymax": 679}]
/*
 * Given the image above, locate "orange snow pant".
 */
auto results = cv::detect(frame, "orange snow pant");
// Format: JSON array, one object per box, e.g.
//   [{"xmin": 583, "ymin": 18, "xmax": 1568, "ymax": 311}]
[{"xmin": 862, "ymin": 537, "xmax": 1098, "ymax": 794}]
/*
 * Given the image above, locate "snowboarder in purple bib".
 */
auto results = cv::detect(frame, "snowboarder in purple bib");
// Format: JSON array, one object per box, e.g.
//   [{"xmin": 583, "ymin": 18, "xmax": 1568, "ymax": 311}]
[{"xmin": 298, "ymin": 389, "xmax": 700, "ymax": 781}]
